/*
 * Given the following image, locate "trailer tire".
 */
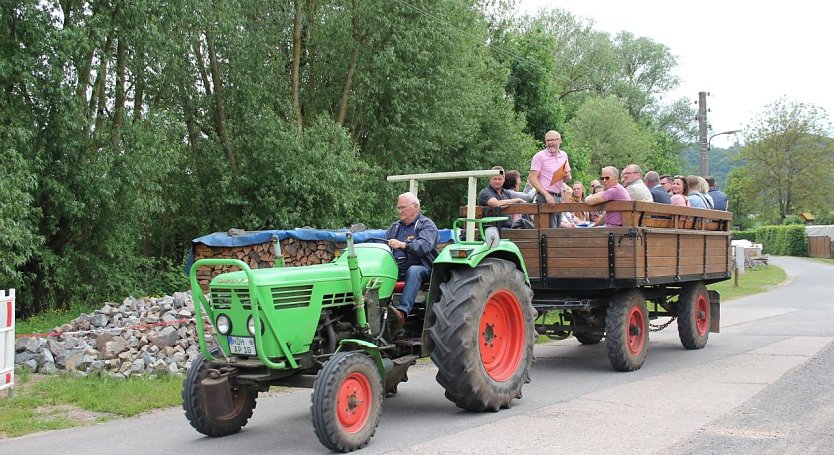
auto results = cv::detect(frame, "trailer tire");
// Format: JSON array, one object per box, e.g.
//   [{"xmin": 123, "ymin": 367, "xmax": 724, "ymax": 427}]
[
  {"xmin": 311, "ymin": 351, "xmax": 383, "ymax": 452},
  {"xmin": 678, "ymin": 281, "xmax": 710, "ymax": 349},
  {"xmin": 182, "ymin": 352, "xmax": 257, "ymax": 437},
  {"xmin": 605, "ymin": 289, "xmax": 649, "ymax": 371},
  {"xmin": 574, "ymin": 332, "xmax": 603, "ymax": 345},
  {"xmin": 429, "ymin": 258, "xmax": 535, "ymax": 411}
]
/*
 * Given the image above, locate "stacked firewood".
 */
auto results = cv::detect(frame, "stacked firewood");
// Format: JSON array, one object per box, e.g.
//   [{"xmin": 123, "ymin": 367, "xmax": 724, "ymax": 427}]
[
  {"xmin": 193, "ymin": 239, "xmax": 346, "ymax": 292},
  {"xmin": 281, "ymin": 238, "xmax": 346, "ymax": 267},
  {"xmin": 193, "ymin": 239, "xmax": 453, "ymax": 292}
]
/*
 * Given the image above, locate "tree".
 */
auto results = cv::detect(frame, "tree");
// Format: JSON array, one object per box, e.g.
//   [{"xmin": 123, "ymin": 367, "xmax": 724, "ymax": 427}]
[
  {"xmin": 565, "ymin": 95, "xmax": 654, "ymax": 173},
  {"xmin": 499, "ymin": 22, "xmax": 564, "ymax": 140},
  {"xmin": 736, "ymin": 97, "xmax": 834, "ymax": 223}
]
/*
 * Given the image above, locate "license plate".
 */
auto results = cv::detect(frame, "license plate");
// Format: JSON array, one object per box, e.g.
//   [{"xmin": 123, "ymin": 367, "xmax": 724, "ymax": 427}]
[{"xmin": 228, "ymin": 336, "xmax": 257, "ymax": 355}]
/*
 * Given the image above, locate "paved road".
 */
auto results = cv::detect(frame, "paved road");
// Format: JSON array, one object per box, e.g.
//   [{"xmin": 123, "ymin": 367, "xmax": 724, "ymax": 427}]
[{"xmin": 2, "ymin": 256, "xmax": 832, "ymax": 454}]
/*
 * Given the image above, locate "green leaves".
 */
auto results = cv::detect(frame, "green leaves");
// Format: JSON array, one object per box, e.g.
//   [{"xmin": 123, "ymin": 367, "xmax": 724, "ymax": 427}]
[{"xmin": 735, "ymin": 97, "xmax": 834, "ymax": 223}]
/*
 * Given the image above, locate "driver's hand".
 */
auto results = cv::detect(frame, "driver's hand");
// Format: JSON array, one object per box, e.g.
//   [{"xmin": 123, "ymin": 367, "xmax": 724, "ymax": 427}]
[{"xmin": 388, "ymin": 239, "xmax": 404, "ymax": 249}]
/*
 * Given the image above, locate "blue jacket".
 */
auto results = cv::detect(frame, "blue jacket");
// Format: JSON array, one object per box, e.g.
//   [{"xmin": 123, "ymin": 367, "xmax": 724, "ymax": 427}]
[
  {"xmin": 386, "ymin": 213, "xmax": 439, "ymax": 269},
  {"xmin": 709, "ymin": 190, "xmax": 728, "ymax": 211},
  {"xmin": 650, "ymin": 184, "xmax": 672, "ymax": 204}
]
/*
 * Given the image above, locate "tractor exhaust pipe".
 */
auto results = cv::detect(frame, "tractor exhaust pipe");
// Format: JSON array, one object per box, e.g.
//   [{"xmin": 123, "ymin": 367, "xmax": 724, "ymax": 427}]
[{"xmin": 345, "ymin": 232, "xmax": 370, "ymax": 332}]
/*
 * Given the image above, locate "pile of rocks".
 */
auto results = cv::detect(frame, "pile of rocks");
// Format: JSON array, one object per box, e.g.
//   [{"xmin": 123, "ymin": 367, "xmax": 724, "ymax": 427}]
[{"xmin": 14, "ymin": 292, "xmax": 216, "ymax": 378}]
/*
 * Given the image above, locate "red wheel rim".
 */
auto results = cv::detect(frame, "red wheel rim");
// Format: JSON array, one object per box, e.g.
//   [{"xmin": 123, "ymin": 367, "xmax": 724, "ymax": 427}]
[
  {"xmin": 626, "ymin": 306, "xmax": 646, "ymax": 355},
  {"xmin": 479, "ymin": 289, "xmax": 525, "ymax": 382},
  {"xmin": 336, "ymin": 372, "xmax": 372, "ymax": 433},
  {"xmin": 695, "ymin": 294, "xmax": 709, "ymax": 336}
]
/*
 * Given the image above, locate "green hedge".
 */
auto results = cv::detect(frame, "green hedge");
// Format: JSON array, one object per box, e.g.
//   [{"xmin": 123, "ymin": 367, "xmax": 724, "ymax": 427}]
[
  {"xmin": 731, "ymin": 230, "xmax": 758, "ymax": 242},
  {"xmin": 756, "ymin": 225, "xmax": 808, "ymax": 256}
]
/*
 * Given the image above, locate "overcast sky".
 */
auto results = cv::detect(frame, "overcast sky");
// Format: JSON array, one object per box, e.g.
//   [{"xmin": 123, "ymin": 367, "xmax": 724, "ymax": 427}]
[{"xmin": 516, "ymin": 0, "xmax": 834, "ymax": 147}]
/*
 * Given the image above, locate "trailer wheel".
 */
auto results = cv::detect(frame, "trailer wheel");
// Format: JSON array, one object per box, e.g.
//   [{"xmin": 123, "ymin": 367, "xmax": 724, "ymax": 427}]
[
  {"xmin": 605, "ymin": 289, "xmax": 649, "ymax": 371},
  {"xmin": 574, "ymin": 332, "xmax": 603, "ymax": 345},
  {"xmin": 678, "ymin": 281, "xmax": 710, "ymax": 349},
  {"xmin": 311, "ymin": 351, "xmax": 383, "ymax": 452},
  {"xmin": 182, "ymin": 352, "xmax": 257, "ymax": 437},
  {"xmin": 430, "ymin": 258, "xmax": 535, "ymax": 411}
]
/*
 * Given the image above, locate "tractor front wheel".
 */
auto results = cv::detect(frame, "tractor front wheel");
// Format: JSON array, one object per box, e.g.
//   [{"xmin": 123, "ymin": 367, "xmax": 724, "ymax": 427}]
[
  {"xmin": 678, "ymin": 281, "xmax": 710, "ymax": 349},
  {"xmin": 605, "ymin": 289, "xmax": 649, "ymax": 372},
  {"xmin": 182, "ymin": 353, "xmax": 257, "ymax": 437},
  {"xmin": 429, "ymin": 258, "xmax": 535, "ymax": 411},
  {"xmin": 311, "ymin": 352, "xmax": 383, "ymax": 452}
]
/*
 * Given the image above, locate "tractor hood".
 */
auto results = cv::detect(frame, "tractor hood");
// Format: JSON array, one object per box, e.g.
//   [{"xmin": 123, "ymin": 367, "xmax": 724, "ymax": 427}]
[{"xmin": 210, "ymin": 243, "xmax": 398, "ymax": 288}]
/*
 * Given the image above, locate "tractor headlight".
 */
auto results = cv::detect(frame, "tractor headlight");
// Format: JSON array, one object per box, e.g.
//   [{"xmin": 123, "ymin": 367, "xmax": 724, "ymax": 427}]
[
  {"xmin": 247, "ymin": 315, "xmax": 263, "ymax": 336},
  {"xmin": 216, "ymin": 314, "xmax": 232, "ymax": 335}
]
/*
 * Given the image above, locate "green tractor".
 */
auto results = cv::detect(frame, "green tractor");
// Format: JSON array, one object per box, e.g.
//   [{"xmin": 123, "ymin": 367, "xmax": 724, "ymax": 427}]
[{"xmin": 184, "ymin": 215, "xmax": 536, "ymax": 452}]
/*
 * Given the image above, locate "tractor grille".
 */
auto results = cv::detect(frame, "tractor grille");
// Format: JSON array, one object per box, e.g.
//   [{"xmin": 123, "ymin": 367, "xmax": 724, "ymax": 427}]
[
  {"xmin": 209, "ymin": 289, "xmax": 251, "ymax": 310},
  {"xmin": 271, "ymin": 285, "xmax": 313, "ymax": 310},
  {"xmin": 322, "ymin": 292, "xmax": 352, "ymax": 307}
]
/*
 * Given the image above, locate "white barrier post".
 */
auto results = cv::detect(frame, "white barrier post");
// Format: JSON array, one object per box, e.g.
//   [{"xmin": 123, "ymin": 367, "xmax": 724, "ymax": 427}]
[{"xmin": 1, "ymin": 289, "xmax": 15, "ymax": 397}]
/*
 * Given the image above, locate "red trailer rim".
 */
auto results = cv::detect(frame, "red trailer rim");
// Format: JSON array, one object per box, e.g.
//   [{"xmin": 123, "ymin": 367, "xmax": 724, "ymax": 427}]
[
  {"xmin": 695, "ymin": 294, "xmax": 709, "ymax": 336},
  {"xmin": 479, "ymin": 289, "xmax": 525, "ymax": 382},
  {"xmin": 336, "ymin": 372, "xmax": 372, "ymax": 433},
  {"xmin": 627, "ymin": 306, "xmax": 646, "ymax": 355}
]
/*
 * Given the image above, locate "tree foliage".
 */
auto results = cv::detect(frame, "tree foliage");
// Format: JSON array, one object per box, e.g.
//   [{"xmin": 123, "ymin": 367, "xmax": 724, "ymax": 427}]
[
  {"xmin": 734, "ymin": 97, "xmax": 834, "ymax": 224},
  {"xmin": 0, "ymin": 0, "xmax": 706, "ymax": 316},
  {"xmin": 565, "ymin": 95, "xmax": 654, "ymax": 173}
]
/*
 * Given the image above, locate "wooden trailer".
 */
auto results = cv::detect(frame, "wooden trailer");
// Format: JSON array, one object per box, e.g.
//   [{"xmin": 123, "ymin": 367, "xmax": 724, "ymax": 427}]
[{"xmin": 470, "ymin": 200, "xmax": 733, "ymax": 371}]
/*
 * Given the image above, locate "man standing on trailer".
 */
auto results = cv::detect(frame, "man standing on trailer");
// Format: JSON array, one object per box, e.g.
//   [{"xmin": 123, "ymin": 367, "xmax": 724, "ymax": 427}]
[
  {"xmin": 529, "ymin": 130, "xmax": 572, "ymax": 227},
  {"xmin": 385, "ymin": 192, "xmax": 439, "ymax": 327}
]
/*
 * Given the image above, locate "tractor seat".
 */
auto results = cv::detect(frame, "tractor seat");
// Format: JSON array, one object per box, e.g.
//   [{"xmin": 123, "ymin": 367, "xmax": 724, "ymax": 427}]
[{"xmin": 393, "ymin": 281, "xmax": 429, "ymax": 293}]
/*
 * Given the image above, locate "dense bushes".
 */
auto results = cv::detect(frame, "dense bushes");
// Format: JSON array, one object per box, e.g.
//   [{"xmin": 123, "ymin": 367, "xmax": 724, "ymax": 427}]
[
  {"xmin": 731, "ymin": 230, "xmax": 757, "ymax": 242},
  {"xmin": 756, "ymin": 225, "xmax": 808, "ymax": 256}
]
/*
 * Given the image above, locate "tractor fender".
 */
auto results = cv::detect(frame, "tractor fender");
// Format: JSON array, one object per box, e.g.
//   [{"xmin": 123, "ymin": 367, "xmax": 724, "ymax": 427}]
[{"xmin": 337, "ymin": 339, "xmax": 384, "ymax": 379}]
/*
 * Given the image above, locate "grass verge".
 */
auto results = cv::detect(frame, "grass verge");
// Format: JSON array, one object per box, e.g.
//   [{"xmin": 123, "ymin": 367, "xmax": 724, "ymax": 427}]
[
  {"xmin": 0, "ymin": 369, "xmax": 183, "ymax": 439},
  {"xmin": 708, "ymin": 265, "xmax": 787, "ymax": 300}
]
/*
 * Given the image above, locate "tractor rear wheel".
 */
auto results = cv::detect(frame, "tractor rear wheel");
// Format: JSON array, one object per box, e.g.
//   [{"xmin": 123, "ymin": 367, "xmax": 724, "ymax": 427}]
[
  {"xmin": 429, "ymin": 258, "xmax": 535, "ymax": 411},
  {"xmin": 311, "ymin": 352, "xmax": 383, "ymax": 452},
  {"xmin": 678, "ymin": 281, "xmax": 710, "ymax": 349},
  {"xmin": 182, "ymin": 353, "xmax": 257, "ymax": 437},
  {"xmin": 605, "ymin": 289, "xmax": 649, "ymax": 371}
]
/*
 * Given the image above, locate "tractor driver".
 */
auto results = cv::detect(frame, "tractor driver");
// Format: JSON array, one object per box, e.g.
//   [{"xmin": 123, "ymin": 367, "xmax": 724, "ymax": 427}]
[{"xmin": 385, "ymin": 192, "xmax": 439, "ymax": 327}]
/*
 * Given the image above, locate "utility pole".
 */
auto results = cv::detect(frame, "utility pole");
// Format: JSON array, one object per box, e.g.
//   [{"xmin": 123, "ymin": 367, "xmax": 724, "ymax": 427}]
[{"xmin": 698, "ymin": 91, "xmax": 709, "ymax": 176}]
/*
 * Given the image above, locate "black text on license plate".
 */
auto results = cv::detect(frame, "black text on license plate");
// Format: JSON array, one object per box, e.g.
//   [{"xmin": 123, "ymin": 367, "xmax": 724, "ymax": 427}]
[{"xmin": 229, "ymin": 336, "xmax": 256, "ymax": 355}]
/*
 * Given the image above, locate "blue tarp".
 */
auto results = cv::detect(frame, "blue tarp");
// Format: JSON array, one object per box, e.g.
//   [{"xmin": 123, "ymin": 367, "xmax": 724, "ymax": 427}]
[{"xmin": 186, "ymin": 228, "xmax": 456, "ymax": 275}]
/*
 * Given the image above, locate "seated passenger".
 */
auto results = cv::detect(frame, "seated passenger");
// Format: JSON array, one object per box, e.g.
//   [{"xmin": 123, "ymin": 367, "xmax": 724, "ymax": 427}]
[
  {"xmin": 671, "ymin": 176, "xmax": 690, "ymax": 207},
  {"xmin": 686, "ymin": 175, "xmax": 714, "ymax": 209},
  {"xmin": 621, "ymin": 164, "xmax": 653, "ymax": 202},
  {"xmin": 559, "ymin": 191, "xmax": 578, "ymax": 228},
  {"xmin": 585, "ymin": 166, "xmax": 631, "ymax": 227},
  {"xmin": 478, "ymin": 166, "xmax": 526, "ymax": 228}
]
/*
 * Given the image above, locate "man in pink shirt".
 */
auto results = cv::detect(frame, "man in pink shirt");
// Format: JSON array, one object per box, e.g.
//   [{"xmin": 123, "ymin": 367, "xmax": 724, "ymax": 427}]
[
  {"xmin": 529, "ymin": 130, "xmax": 572, "ymax": 227},
  {"xmin": 585, "ymin": 166, "xmax": 631, "ymax": 226}
]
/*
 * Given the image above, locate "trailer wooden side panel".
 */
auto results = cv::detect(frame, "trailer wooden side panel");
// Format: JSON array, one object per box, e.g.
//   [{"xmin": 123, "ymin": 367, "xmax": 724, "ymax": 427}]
[{"xmin": 469, "ymin": 201, "xmax": 732, "ymax": 288}]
